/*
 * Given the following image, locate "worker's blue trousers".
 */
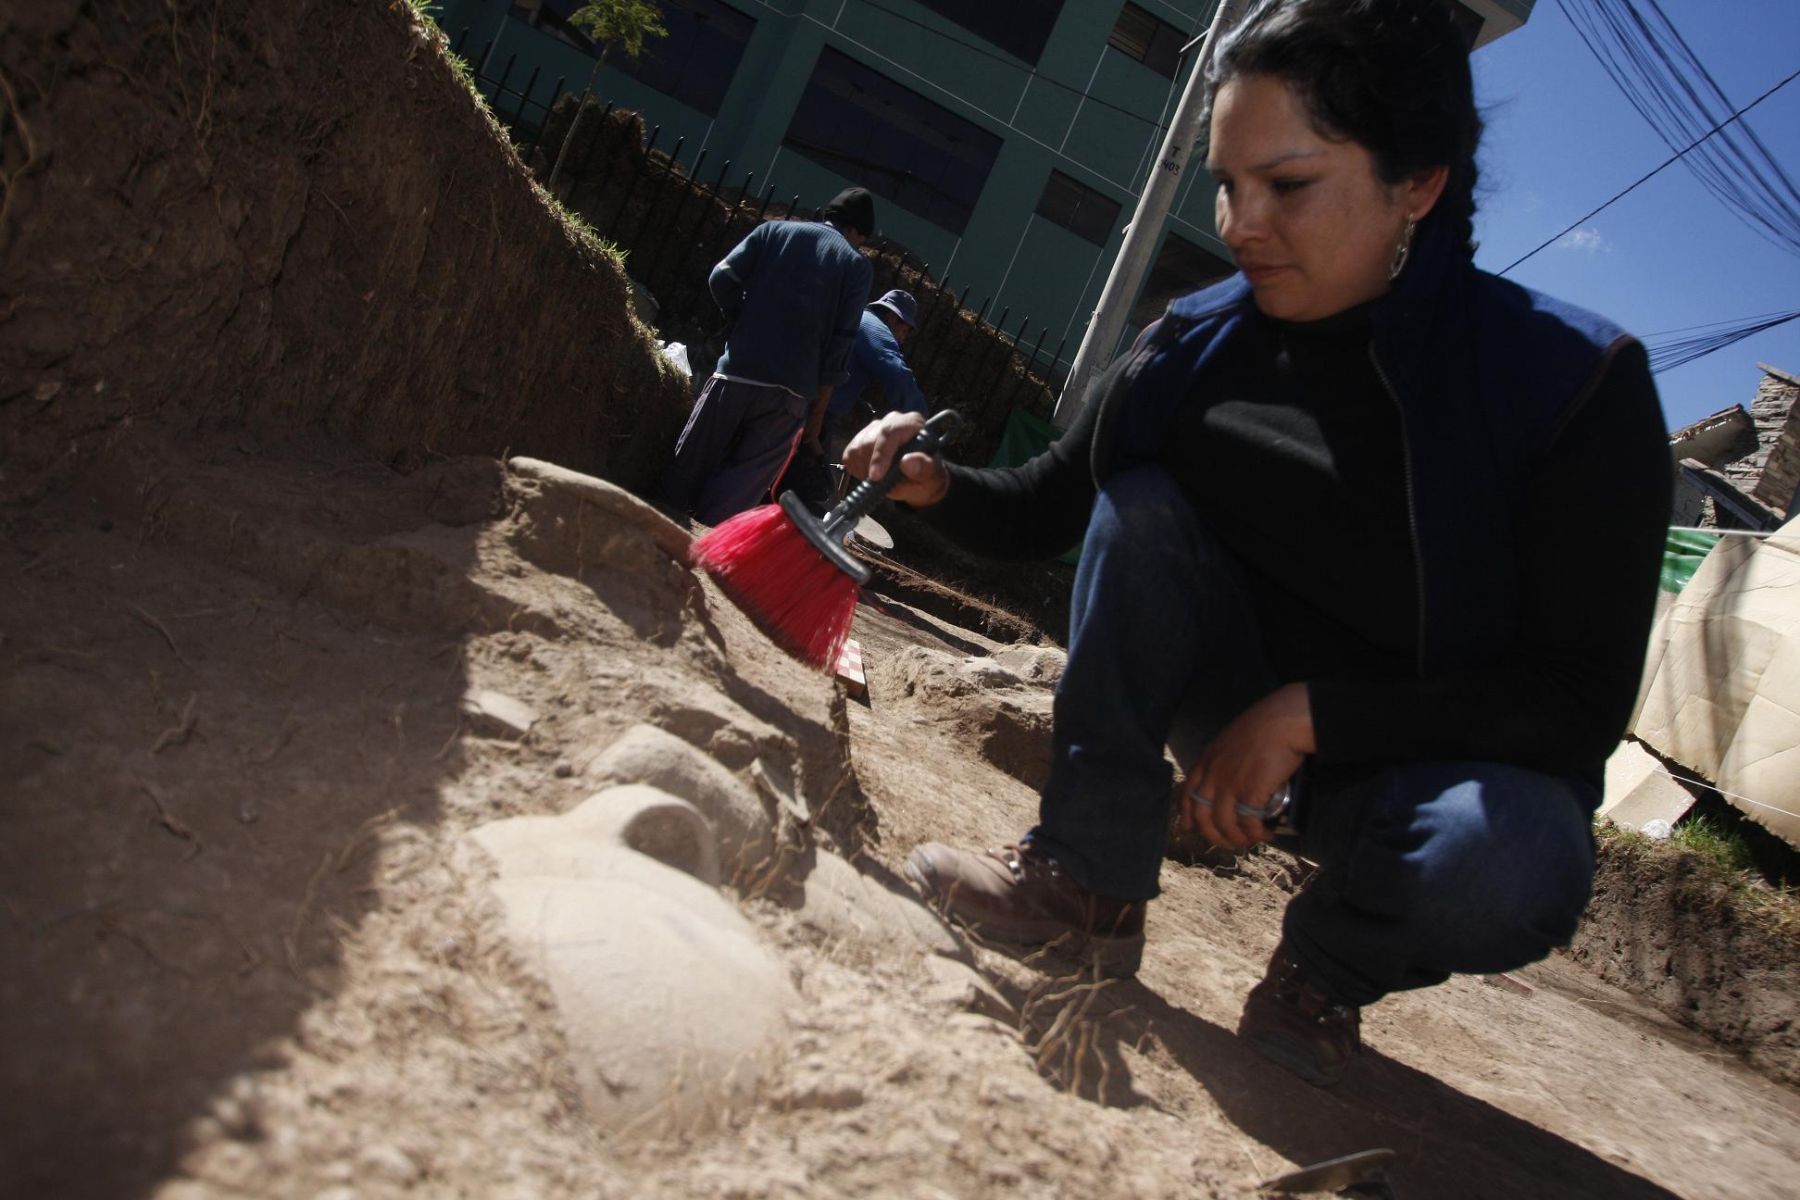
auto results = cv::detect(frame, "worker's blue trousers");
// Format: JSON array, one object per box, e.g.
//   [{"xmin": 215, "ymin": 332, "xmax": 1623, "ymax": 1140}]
[
  {"xmin": 657, "ymin": 374, "xmax": 806, "ymax": 525},
  {"xmin": 1029, "ymin": 466, "xmax": 1597, "ymax": 1006}
]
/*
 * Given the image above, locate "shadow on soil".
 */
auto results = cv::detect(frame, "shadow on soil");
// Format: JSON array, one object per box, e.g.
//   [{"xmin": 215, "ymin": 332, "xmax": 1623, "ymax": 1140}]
[
  {"xmin": 0, "ymin": 443, "xmax": 488, "ymax": 1198},
  {"xmin": 1021, "ymin": 981, "xmax": 1678, "ymax": 1200}
]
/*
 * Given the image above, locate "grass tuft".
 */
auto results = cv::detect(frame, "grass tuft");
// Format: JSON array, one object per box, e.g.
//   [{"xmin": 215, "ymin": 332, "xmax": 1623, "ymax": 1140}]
[
  {"xmin": 1671, "ymin": 813, "xmax": 1758, "ymax": 875},
  {"xmin": 1598, "ymin": 823, "xmax": 1800, "ymax": 943}
]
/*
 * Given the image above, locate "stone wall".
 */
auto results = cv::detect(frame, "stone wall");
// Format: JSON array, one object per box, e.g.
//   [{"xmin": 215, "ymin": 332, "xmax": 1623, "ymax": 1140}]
[
  {"xmin": 1744, "ymin": 365, "xmax": 1800, "ymax": 516},
  {"xmin": 1673, "ymin": 365, "xmax": 1800, "ymax": 527}
]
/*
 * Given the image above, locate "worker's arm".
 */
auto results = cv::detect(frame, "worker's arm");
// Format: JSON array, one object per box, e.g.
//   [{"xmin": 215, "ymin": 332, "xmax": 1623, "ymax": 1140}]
[{"xmin": 709, "ymin": 224, "xmax": 765, "ymax": 314}]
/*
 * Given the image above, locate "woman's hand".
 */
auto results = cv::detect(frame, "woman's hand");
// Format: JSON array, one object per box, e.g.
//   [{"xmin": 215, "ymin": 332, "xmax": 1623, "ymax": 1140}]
[
  {"xmin": 1178, "ymin": 683, "xmax": 1316, "ymax": 850},
  {"xmin": 841, "ymin": 410, "xmax": 951, "ymax": 508}
]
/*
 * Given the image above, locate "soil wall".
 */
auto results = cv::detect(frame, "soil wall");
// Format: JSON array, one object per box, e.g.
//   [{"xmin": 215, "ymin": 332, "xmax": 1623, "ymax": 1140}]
[
  {"xmin": 0, "ymin": 0, "xmax": 689, "ymax": 501},
  {"xmin": 1571, "ymin": 834, "xmax": 1800, "ymax": 1086}
]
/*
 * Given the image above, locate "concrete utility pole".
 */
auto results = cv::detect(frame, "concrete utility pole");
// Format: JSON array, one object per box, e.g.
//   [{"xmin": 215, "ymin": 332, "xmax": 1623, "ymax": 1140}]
[{"xmin": 1052, "ymin": 0, "xmax": 1242, "ymax": 428}]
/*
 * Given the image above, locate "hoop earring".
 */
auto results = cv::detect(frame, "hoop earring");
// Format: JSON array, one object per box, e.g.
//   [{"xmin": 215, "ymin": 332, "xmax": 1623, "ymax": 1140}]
[{"xmin": 1389, "ymin": 217, "xmax": 1418, "ymax": 282}]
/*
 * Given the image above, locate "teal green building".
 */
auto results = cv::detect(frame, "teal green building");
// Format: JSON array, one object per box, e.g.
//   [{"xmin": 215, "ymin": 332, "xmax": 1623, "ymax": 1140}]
[{"xmin": 433, "ymin": 0, "xmax": 1531, "ymax": 373}]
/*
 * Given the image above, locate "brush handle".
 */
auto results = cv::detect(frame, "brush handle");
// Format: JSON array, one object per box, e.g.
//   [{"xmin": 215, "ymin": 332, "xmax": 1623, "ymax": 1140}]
[{"xmin": 819, "ymin": 409, "xmax": 962, "ymax": 543}]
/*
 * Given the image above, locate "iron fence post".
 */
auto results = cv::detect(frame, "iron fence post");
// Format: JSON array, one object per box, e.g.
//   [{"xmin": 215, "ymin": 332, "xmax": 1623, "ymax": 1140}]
[
  {"xmin": 630, "ymin": 136, "xmax": 686, "ymax": 261},
  {"xmin": 525, "ymin": 77, "xmax": 567, "ymax": 166},
  {"xmin": 985, "ymin": 316, "xmax": 1029, "ymax": 401},
  {"xmin": 970, "ymin": 306, "xmax": 1010, "ymax": 402},
  {"xmin": 642, "ymin": 147, "xmax": 708, "ymax": 305},
  {"xmin": 608, "ymin": 124, "xmax": 661, "ymax": 235},
  {"xmin": 515, "ymin": 65, "xmax": 540, "ymax": 132},
  {"xmin": 1008, "ymin": 325, "xmax": 1051, "ymax": 409},
  {"xmin": 667, "ymin": 155, "xmax": 735, "ymax": 326},
  {"xmin": 492, "ymin": 53, "xmax": 517, "ymax": 117},
  {"xmin": 1045, "ymin": 334, "xmax": 1071, "ymax": 403},
  {"xmin": 707, "ymin": 169, "xmax": 755, "ymax": 265},
  {"xmin": 569, "ymin": 99, "xmax": 613, "ymax": 190},
  {"xmin": 919, "ymin": 286, "xmax": 975, "ymax": 384}
]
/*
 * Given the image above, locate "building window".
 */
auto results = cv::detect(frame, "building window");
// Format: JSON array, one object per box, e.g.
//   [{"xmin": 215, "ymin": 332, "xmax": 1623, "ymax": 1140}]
[
  {"xmin": 1035, "ymin": 170, "xmax": 1122, "ymax": 246},
  {"xmin": 1131, "ymin": 233, "xmax": 1233, "ymax": 326},
  {"xmin": 513, "ymin": 0, "xmax": 591, "ymax": 52},
  {"xmin": 611, "ymin": 0, "xmax": 757, "ymax": 117},
  {"xmin": 783, "ymin": 47, "xmax": 1004, "ymax": 235},
  {"xmin": 1107, "ymin": 3, "xmax": 1189, "ymax": 80},
  {"xmin": 514, "ymin": 0, "xmax": 755, "ymax": 117},
  {"xmin": 912, "ymin": 0, "xmax": 1066, "ymax": 67}
]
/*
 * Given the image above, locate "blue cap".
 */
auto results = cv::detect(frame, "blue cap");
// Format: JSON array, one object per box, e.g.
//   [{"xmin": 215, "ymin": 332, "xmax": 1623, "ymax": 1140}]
[{"xmin": 868, "ymin": 289, "xmax": 918, "ymax": 329}]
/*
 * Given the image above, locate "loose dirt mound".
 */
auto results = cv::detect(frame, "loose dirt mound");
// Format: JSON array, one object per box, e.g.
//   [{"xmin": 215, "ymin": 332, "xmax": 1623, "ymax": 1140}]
[{"xmin": 0, "ymin": 427, "xmax": 848, "ymax": 1196}]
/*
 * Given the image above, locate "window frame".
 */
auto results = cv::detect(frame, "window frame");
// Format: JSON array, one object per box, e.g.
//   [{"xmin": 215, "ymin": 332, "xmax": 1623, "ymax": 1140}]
[
  {"xmin": 782, "ymin": 46, "xmax": 1004, "ymax": 236},
  {"xmin": 910, "ymin": 0, "xmax": 1066, "ymax": 67},
  {"xmin": 1034, "ymin": 169, "xmax": 1123, "ymax": 247},
  {"xmin": 1106, "ymin": 2, "xmax": 1188, "ymax": 81},
  {"xmin": 608, "ymin": 0, "xmax": 757, "ymax": 118}
]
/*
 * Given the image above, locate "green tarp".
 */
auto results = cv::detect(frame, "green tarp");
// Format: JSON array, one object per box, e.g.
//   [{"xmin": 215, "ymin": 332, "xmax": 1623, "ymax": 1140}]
[
  {"xmin": 989, "ymin": 408, "xmax": 1083, "ymax": 564},
  {"xmin": 1661, "ymin": 528, "xmax": 1722, "ymax": 593},
  {"xmin": 990, "ymin": 407, "xmax": 1061, "ymax": 471}
]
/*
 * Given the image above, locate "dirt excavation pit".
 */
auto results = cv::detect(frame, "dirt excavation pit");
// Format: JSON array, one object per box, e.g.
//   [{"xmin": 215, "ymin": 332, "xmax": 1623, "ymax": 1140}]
[
  {"xmin": 3, "ymin": 429, "xmax": 1796, "ymax": 1199},
  {"xmin": 4, "ymin": 4, "xmax": 1799, "ymax": 1196}
]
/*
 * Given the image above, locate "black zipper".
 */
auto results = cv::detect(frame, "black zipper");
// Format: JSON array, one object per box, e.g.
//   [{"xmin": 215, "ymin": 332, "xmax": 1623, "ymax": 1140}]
[{"xmin": 1370, "ymin": 345, "xmax": 1428, "ymax": 678}]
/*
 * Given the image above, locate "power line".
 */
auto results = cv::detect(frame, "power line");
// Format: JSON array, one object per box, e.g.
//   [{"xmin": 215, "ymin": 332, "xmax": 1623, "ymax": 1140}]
[
  {"xmin": 1496, "ymin": 61, "xmax": 1800, "ymax": 276},
  {"xmin": 1558, "ymin": 0, "xmax": 1800, "ymax": 257},
  {"xmin": 1645, "ymin": 308, "xmax": 1800, "ymax": 374},
  {"xmin": 1641, "ymin": 309, "xmax": 1798, "ymax": 339}
]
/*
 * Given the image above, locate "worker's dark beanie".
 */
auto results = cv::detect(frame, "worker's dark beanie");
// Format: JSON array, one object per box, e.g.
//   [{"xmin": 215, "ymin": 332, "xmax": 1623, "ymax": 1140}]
[{"xmin": 823, "ymin": 187, "xmax": 875, "ymax": 237}]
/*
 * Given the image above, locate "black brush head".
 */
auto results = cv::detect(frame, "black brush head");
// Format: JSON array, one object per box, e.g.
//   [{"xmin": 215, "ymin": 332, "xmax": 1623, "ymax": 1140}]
[{"xmin": 779, "ymin": 491, "xmax": 872, "ymax": 586}]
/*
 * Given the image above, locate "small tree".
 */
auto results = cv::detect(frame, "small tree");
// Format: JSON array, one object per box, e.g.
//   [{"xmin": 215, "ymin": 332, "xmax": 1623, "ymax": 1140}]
[{"xmin": 547, "ymin": 0, "xmax": 669, "ymax": 191}]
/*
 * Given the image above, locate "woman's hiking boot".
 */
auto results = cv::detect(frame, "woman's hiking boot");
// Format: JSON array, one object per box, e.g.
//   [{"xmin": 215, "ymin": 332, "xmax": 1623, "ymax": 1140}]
[
  {"xmin": 1237, "ymin": 940, "xmax": 1362, "ymax": 1086},
  {"xmin": 903, "ymin": 841, "xmax": 1146, "ymax": 978}
]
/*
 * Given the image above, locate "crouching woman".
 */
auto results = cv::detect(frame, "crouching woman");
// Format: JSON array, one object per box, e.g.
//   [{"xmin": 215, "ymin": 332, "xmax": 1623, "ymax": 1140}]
[{"xmin": 843, "ymin": 0, "xmax": 1671, "ymax": 1087}]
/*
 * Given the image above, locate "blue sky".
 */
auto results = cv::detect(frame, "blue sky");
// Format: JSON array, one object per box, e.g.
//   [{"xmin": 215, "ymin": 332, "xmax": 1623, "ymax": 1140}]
[{"xmin": 1470, "ymin": 0, "xmax": 1800, "ymax": 432}]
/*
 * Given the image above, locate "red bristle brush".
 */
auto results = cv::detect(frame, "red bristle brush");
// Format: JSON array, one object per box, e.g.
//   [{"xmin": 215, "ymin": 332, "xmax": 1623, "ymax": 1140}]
[{"xmin": 691, "ymin": 409, "xmax": 963, "ymax": 670}]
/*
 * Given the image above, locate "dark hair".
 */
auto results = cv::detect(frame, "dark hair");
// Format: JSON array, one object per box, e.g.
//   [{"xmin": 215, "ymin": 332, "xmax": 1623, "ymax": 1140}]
[{"xmin": 1207, "ymin": 0, "xmax": 1482, "ymax": 254}]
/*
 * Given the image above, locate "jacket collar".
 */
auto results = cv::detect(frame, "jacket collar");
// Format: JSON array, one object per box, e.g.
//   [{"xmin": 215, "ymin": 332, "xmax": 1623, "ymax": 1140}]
[{"xmin": 1160, "ymin": 223, "xmax": 1475, "ymax": 420}]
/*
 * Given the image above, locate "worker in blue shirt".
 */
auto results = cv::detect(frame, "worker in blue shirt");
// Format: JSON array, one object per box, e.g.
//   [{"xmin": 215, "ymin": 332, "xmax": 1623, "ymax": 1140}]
[
  {"xmin": 823, "ymin": 289, "xmax": 927, "ymax": 460},
  {"xmin": 657, "ymin": 188, "xmax": 875, "ymax": 525},
  {"xmin": 783, "ymin": 289, "xmax": 927, "ymax": 513}
]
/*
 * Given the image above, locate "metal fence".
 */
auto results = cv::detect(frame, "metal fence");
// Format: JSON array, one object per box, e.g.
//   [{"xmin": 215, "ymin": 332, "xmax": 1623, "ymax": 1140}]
[{"xmin": 446, "ymin": 25, "xmax": 1072, "ymax": 445}]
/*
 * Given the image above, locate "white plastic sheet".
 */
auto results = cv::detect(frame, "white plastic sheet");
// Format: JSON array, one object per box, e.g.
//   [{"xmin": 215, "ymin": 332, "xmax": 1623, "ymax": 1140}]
[{"xmin": 1634, "ymin": 519, "xmax": 1800, "ymax": 848}]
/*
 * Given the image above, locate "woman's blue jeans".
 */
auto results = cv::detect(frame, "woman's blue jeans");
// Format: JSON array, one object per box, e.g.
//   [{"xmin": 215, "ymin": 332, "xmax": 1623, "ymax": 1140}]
[{"xmin": 1028, "ymin": 466, "xmax": 1597, "ymax": 1006}]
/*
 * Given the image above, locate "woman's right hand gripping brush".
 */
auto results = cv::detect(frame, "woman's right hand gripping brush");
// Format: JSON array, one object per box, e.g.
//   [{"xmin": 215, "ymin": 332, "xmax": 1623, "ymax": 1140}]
[
  {"xmin": 841, "ymin": 411, "xmax": 952, "ymax": 509},
  {"xmin": 689, "ymin": 409, "xmax": 961, "ymax": 671}
]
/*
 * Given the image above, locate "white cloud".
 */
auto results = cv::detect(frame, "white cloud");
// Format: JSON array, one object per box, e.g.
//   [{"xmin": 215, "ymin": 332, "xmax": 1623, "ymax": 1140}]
[{"xmin": 1557, "ymin": 227, "xmax": 1611, "ymax": 254}]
